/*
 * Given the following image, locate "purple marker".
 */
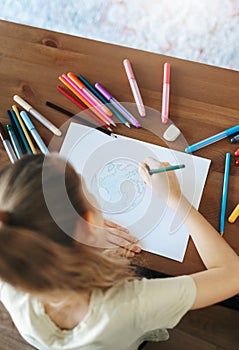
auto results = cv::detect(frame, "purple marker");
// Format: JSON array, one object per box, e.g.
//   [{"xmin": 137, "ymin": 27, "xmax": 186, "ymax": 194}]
[{"xmin": 95, "ymin": 83, "xmax": 141, "ymax": 128}]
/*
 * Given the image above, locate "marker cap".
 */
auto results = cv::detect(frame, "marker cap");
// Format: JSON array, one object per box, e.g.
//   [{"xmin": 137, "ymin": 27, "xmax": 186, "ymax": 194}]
[
  {"xmin": 95, "ymin": 83, "xmax": 112, "ymax": 101},
  {"xmin": 13, "ymin": 95, "xmax": 32, "ymax": 112},
  {"xmin": 163, "ymin": 63, "xmax": 170, "ymax": 84},
  {"xmin": 20, "ymin": 111, "xmax": 34, "ymax": 130},
  {"xmin": 67, "ymin": 72, "xmax": 84, "ymax": 89},
  {"xmin": 123, "ymin": 59, "xmax": 135, "ymax": 80}
]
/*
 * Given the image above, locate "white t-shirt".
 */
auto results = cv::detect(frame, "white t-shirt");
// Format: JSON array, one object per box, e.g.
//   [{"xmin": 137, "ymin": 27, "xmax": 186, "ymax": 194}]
[{"xmin": 0, "ymin": 275, "xmax": 196, "ymax": 350}]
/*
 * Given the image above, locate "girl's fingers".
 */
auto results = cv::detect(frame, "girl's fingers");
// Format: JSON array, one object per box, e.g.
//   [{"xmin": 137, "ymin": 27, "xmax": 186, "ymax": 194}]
[
  {"xmin": 114, "ymin": 244, "xmax": 141, "ymax": 258},
  {"xmin": 106, "ymin": 227, "xmax": 138, "ymax": 243},
  {"xmin": 106, "ymin": 230, "xmax": 139, "ymax": 247},
  {"xmin": 104, "ymin": 220, "xmax": 138, "ymax": 244},
  {"xmin": 114, "ymin": 247, "xmax": 134, "ymax": 258},
  {"xmin": 104, "ymin": 219, "xmax": 129, "ymax": 233}
]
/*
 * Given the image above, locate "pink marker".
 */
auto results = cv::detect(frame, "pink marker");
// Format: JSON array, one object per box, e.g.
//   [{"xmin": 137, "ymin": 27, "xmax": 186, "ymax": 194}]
[
  {"xmin": 161, "ymin": 63, "xmax": 170, "ymax": 124},
  {"xmin": 123, "ymin": 59, "xmax": 146, "ymax": 117}
]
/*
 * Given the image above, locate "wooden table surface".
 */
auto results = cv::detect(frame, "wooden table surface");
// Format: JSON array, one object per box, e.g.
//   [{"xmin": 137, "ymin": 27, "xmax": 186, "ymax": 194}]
[{"xmin": 0, "ymin": 20, "xmax": 239, "ymax": 276}]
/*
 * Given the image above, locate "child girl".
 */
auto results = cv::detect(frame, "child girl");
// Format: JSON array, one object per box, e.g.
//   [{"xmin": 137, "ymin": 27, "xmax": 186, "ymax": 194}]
[{"xmin": 0, "ymin": 154, "xmax": 238, "ymax": 350}]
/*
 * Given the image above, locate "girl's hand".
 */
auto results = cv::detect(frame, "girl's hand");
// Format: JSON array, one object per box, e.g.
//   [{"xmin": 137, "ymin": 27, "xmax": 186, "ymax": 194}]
[
  {"xmin": 103, "ymin": 219, "xmax": 141, "ymax": 258},
  {"xmin": 138, "ymin": 157, "xmax": 182, "ymax": 210}
]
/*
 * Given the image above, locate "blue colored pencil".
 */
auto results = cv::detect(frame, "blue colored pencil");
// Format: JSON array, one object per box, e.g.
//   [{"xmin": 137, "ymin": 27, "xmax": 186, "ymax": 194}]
[{"xmin": 219, "ymin": 152, "xmax": 231, "ymax": 235}]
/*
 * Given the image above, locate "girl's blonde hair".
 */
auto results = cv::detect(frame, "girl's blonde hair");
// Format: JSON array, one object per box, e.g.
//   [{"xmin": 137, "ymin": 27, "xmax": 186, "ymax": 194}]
[{"xmin": 0, "ymin": 154, "xmax": 136, "ymax": 295}]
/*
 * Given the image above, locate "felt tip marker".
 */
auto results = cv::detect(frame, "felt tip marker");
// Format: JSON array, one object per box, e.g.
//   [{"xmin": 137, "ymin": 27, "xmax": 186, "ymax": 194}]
[
  {"xmin": 123, "ymin": 59, "xmax": 145, "ymax": 117},
  {"xmin": 161, "ymin": 63, "xmax": 170, "ymax": 124},
  {"xmin": 95, "ymin": 83, "xmax": 141, "ymax": 128},
  {"xmin": 185, "ymin": 125, "xmax": 239, "ymax": 153},
  {"xmin": 13, "ymin": 95, "xmax": 62, "ymax": 137},
  {"xmin": 20, "ymin": 111, "xmax": 49, "ymax": 154}
]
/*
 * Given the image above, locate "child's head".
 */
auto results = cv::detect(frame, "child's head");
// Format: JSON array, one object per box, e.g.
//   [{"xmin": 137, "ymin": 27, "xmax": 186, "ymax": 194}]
[
  {"xmin": 0, "ymin": 153, "xmax": 93, "ymax": 245},
  {"xmin": 0, "ymin": 154, "xmax": 135, "ymax": 298}
]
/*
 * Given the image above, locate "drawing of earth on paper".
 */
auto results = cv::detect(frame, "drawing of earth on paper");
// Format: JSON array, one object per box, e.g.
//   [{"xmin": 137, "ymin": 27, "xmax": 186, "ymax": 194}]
[
  {"xmin": 59, "ymin": 123, "xmax": 211, "ymax": 262},
  {"xmin": 91, "ymin": 159, "xmax": 145, "ymax": 214}
]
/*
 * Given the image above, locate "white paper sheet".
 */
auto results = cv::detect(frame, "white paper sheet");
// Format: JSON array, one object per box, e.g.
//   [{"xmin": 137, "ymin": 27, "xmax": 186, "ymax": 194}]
[{"xmin": 60, "ymin": 123, "xmax": 211, "ymax": 262}]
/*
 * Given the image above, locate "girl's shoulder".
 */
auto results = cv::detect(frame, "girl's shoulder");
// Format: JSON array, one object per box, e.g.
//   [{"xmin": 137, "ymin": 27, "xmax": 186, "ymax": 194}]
[{"xmin": 101, "ymin": 275, "xmax": 196, "ymax": 305}]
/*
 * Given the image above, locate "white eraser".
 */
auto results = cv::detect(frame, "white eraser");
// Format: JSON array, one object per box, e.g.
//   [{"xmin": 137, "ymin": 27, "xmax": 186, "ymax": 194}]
[{"xmin": 163, "ymin": 124, "xmax": 181, "ymax": 142}]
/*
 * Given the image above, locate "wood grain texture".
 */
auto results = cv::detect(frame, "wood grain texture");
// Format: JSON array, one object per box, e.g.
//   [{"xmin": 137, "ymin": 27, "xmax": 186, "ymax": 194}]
[
  {"xmin": 145, "ymin": 305, "xmax": 239, "ymax": 350},
  {"xmin": 0, "ymin": 20, "xmax": 239, "ymax": 277}
]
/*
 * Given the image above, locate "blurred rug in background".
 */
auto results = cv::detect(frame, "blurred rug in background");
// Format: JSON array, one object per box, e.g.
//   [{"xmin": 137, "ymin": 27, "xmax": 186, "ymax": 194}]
[{"xmin": 1, "ymin": 0, "xmax": 239, "ymax": 70}]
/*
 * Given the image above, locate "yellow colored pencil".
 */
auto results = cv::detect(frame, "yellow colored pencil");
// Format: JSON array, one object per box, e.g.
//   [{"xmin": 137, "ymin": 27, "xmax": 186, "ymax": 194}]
[{"xmin": 12, "ymin": 105, "xmax": 37, "ymax": 154}]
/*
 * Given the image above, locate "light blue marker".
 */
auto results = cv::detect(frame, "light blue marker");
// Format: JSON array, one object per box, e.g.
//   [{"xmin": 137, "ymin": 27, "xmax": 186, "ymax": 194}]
[
  {"xmin": 219, "ymin": 152, "xmax": 231, "ymax": 235},
  {"xmin": 20, "ymin": 111, "xmax": 49, "ymax": 154},
  {"xmin": 185, "ymin": 125, "xmax": 239, "ymax": 153}
]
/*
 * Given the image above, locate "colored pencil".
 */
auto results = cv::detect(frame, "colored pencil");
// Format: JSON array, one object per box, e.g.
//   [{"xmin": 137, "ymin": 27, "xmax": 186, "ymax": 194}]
[
  {"xmin": 46, "ymin": 101, "xmax": 112, "ymax": 136},
  {"xmin": 147, "ymin": 164, "xmax": 185, "ymax": 175},
  {"xmin": 219, "ymin": 152, "xmax": 231, "ymax": 236}
]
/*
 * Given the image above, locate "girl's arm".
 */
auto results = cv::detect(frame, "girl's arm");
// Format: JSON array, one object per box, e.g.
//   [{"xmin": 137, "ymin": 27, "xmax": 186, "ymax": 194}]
[{"xmin": 139, "ymin": 158, "xmax": 239, "ymax": 310}]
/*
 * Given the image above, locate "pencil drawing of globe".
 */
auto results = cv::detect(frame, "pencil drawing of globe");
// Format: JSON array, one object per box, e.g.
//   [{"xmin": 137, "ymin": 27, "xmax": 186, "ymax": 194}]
[{"xmin": 91, "ymin": 159, "xmax": 145, "ymax": 214}]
